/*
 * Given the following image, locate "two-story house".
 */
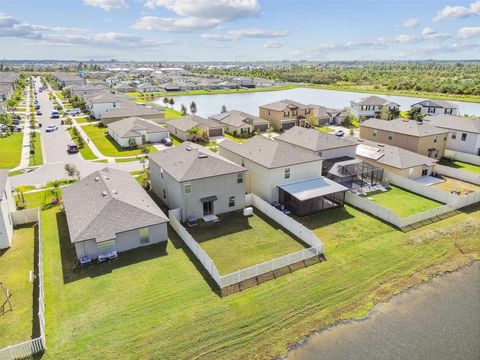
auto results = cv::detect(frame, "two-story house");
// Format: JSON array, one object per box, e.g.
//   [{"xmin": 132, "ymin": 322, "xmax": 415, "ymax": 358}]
[
  {"xmin": 411, "ymin": 99, "xmax": 459, "ymax": 116},
  {"xmin": 0, "ymin": 170, "xmax": 15, "ymax": 249},
  {"xmin": 360, "ymin": 118, "xmax": 450, "ymax": 159},
  {"xmin": 259, "ymin": 99, "xmax": 314, "ymax": 131},
  {"xmin": 149, "ymin": 143, "xmax": 247, "ymax": 222},
  {"xmin": 350, "ymin": 95, "xmax": 400, "ymax": 119},
  {"xmin": 86, "ymin": 93, "xmax": 125, "ymax": 119},
  {"xmin": 424, "ymin": 115, "xmax": 480, "ymax": 156}
]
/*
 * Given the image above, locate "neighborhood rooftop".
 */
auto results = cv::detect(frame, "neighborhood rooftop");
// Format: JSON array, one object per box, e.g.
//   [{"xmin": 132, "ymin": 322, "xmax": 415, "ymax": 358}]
[
  {"xmin": 219, "ymin": 136, "xmax": 320, "ymax": 168},
  {"xmin": 351, "ymin": 95, "xmax": 399, "ymax": 106},
  {"xmin": 424, "ymin": 114, "xmax": 480, "ymax": 134},
  {"xmin": 62, "ymin": 168, "xmax": 168, "ymax": 244},
  {"xmin": 100, "ymin": 104, "xmax": 165, "ymax": 119},
  {"xmin": 107, "ymin": 117, "xmax": 168, "ymax": 138},
  {"xmin": 166, "ymin": 114, "xmax": 221, "ymax": 132},
  {"xmin": 148, "ymin": 142, "xmax": 246, "ymax": 182},
  {"xmin": 209, "ymin": 110, "xmax": 268, "ymax": 127},
  {"xmin": 276, "ymin": 126, "xmax": 357, "ymax": 151},
  {"xmin": 412, "ymin": 99, "xmax": 459, "ymax": 109},
  {"xmin": 259, "ymin": 99, "xmax": 309, "ymax": 111},
  {"xmin": 361, "ymin": 118, "xmax": 450, "ymax": 137}
]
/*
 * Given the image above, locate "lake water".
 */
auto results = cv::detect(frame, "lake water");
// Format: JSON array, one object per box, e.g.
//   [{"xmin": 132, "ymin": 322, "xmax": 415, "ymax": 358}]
[
  {"xmin": 286, "ymin": 262, "xmax": 480, "ymax": 360},
  {"xmin": 154, "ymin": 87, "xmax": 480, "ymax": 118}
]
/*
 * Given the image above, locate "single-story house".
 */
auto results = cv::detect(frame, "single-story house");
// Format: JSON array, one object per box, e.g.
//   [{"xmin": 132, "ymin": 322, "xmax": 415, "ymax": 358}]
[
  {"xmin": 411, "ymin": 99, "xmax": 459, "ymax": 116},
  {"xmin": 350, "ymin": 95, "xmax": 400, "ymax": 119},
  {"xmin": 63, "ymin": 168, "xmax": 169, "ymax": 261},
  {"xmin": 208, "ymin": 110, "xmax": 269, "ymax": 135},
  {"xmin": 99, "ymin": 104, "xmax": 165, "ymax": 125},
  {"xmin": 310, "ymin": 105, "xmax": 349, "ymax": 125},
  {"xmin": 149, "ymin": 142, "xmax": 247, "ymax": 222},
  {"xmin": 166, "ymin": 115, "xmax": 225, "ymax": 141},
  {"xmin": 0, "ymin": 170, "xmax": 14, "ymax": 249},
  {"xmin": 423, "ymin": 115, "xmax": 480, "ymax": 156},
  {"xmin": 137, "ymin": 83, "xmax": 161, "ymax": 93},
  {"xmin": 108, "ymin": 117, "xmax": 169, "ymax": 147}
]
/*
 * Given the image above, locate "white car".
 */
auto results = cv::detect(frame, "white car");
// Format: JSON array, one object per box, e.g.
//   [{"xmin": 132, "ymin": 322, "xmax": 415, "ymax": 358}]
[
  {"xmin": 46, "ymin": 124, "xmax": 58, "ymax": 132},
  {"xmin": 335, "ymin": 129, "xmax": 345, "ymax": 137}
]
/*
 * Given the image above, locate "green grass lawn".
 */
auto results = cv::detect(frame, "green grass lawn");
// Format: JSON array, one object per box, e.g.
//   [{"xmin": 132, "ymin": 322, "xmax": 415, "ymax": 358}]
[
  {"xmin": 34, "ymin": 198, "xmax": 479, "ymax": 360},
  {"xmin": 67, "ymin": 128, "xmax": 98, "ymax": 161},
  {"xmin": 439, "ymin": 159, "xmax": 480, "ymax": 174},
  {"xmin": 0, "ymin": 132, "xmax": 23, "ymax": 169},
  {"xmin": 28, "ymin": 134, "xmax": 43, "ymax": 166},
  {"xmin": 164, "ymin": 108, "xmax": 183, "ymax": 119},
  {"xmin": 314, "ymin": 125, "xmax": 334, "ymax": 133},
  {"xmin": 55, "ymin": 91, "xmax": 64, "ymax": 100},
  {"xmin": 64, "ymin": 104, "xmax": 73, "ymax": 110},
  {"xmin": 115, "ymin": 156, "xmax": 143, "ymax": 163},
  {"xmin": 223, "ymin": 133, "xmax": 250, "ymax": 143},
  {"xmin": 169, "ymin": 134, "xmax": 183, "ymax": 146},
  {"xmin": 75, "ymin": 117, "xmax": 89, "ymax": 124},
  {"xmin": 364, "ymin": 185, "xmax": 443, "ymax": 217},
  {"xmin": 0, "ymin": 225, "xmax": 36, "ymax": 348},
  {"xmin": 82, "ymin": 125, "xmax": 157, "ymax": 157},
  {"xmin": 188, "ymin": 209, "xmax": 307, "ymax": 274}
]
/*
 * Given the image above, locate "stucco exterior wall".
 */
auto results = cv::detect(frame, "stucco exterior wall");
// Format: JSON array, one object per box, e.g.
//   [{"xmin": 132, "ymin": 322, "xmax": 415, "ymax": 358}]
[{"xmin": 0, "ymin": 179, "xmax": 14, "ymax": 249}]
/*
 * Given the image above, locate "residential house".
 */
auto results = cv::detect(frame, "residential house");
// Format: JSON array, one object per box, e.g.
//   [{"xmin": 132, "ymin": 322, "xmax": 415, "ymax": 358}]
[
  {"xmin": 360, "ymin": 118, "xmax": 450, "ymax": 159},
  {"xmin": 52, "ymin": 72, "xmax": 86, "ymax": 88},
  {"xmin": 0, "ymin": 170, "xmax": 14, "ymax": 249},
  {"xmin": 137, "ymin": 83, "xmax": 160, "ymax": 93},
  {"xmin": 166, "ymin": 115, "xmax": 225, "ymax": 141},
  {"xmin": 259, "ymin": 99, "xmax": 314, "ymax": 131},
  {"xmin": 209, "ymin": 110, "xmax": 269, "ymax": 135},
  {"xmin": 99, "ymin": 104, "xmax": 165, "ymax": 125},
  {"xmin": 310, "ymin": 105, "xmax": 349, "ymax": 125},
  {"xmin": 149, "ymin": 142, "xmax": 246, "ymax": 222},
  {"xmin": 354, "ymin": 138, "xmax": 437, "ymax": 178},
  {"xmin": 411, "ymin": 99, "xmax": 459, "ymax": 116},
  {"xmin": 350, "ymin": 95, "xmax": 400, "ymax": 119},
  {"xmin": 233, "ymin": 77, "xmax": 256, "ymax": 88},
  {"xmin": 86, "ymin": 93, "xmax": 124, "ymax": 119},
  {"xmin": 112, "ymin": 83, "xmax": 136, "ymax": 93},
  {"xmin": 63, "ymin": 168, "xmax": 169, "ymax": 261},
  {"xmin": 423, "ymin": 115, "xmax": 480, "ymax": 156},
  {"xmin": 66, "ymin": 84, "xmax": 109, "ymax": 97},
  {"xmin": 108, "ymin": 117, "xmax": 169, "ymax": 148}
]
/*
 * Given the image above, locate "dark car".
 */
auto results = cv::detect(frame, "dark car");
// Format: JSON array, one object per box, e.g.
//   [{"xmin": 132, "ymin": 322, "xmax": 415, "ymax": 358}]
[
  {"xmin": 162, "ymin": 137, "xmax": 173, "ymax": 147},
  {"xmin": 67, "ymin": 144, "xmax": 79, "ymax": 154}
]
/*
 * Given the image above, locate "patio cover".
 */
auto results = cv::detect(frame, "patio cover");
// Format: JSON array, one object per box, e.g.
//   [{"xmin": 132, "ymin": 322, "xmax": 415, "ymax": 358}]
[
  {"xmin": 200, "ymin": 195, "xmax": 218, "ymax": 203},
  {"xmin": 278, "ymin": 177, "xmax": 348, "ymax": 201}
]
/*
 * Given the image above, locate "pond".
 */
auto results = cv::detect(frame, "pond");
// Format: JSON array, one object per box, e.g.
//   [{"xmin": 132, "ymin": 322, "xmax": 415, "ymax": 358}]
[{"xmin": 154, "ymin": 87, "xmax": 480, "ymax": 118}]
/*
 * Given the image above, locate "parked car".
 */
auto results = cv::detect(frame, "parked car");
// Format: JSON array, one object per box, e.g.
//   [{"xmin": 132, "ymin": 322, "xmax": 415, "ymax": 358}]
[
  {"xmin": 51, "ymin": 111, "xmax": 60, "ymax": 119},
  {"xmin": 36, "ymin": 110, "xmax": 42, "ymax": 115},
  {"xmin": 67, "ymin": 143, "xmax": 79, "ymax": 154},
  {"xmin": 335, "ymin": 129, "xmax": 345, "ymax": 137},
  {"xmin": 0, "ymin": 124, "xmax": 7, "ymax": 131},
  {"xmin": 13, "ymin": 125, "xmax": 23, "ymax": 132},
  {"xmin": 162, "ymin": 137, "xmax": 173, "ymax": 147},
  {"xmin": 46, "ymin": 124, "xmax": 58, "ymax": 132},
  {"xmin": 35, "ymin": 104, "xmax": 40, "ymax": 110},
  {"xmin": 66, "ymin": 108, "xmax": 81, "ymax": 115}
]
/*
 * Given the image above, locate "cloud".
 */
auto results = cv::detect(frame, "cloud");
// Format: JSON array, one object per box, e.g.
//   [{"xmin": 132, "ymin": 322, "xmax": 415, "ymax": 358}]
[
  {"xmin": 263, "ymin": 40, "xmax": 286, "ymax": 48},
  {"xmin": 417, "ymin": 42, "xmax": 479, "ymax": 54},
  {"xmin": 395, "ymin": 28, "xmax": 450, "ymax": 43},
  {"xmin": 433, "ymin": 0, "xmax": 480, "ymax": 22},
  {"xmin": 457, "ymin": 26, "xmax": 480, "ymax": 38},
  {"xmin": 84, "ymin": 0, "xmax": 128, "ymax": 11},
  {"xmin": 135, "ymin": 0, "xmax": 260, "ymax": 32},
  {"xmin": 201, "ymin": 28, "xmax": 289, "ymax": 41},
  {"xmin": 401, "ymin": 17, "xmax": 421, "ymax": 28},
  {"xmin": 421, "ymin": 27, "xmax": 436, "ymax": 35}
]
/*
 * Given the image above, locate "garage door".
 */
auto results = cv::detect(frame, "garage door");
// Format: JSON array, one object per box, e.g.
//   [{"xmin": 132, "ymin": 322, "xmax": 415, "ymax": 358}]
[
  {"xmin": 209, "ymin": 128, "xmax": 223, "ymax": 137},
  {"xmin": 254, "ymin": 124, "xmax": 268, "ymax": 132},
  {"xmin": 282, "ymin": 121, "xmax": 296, "ymax": 131}
]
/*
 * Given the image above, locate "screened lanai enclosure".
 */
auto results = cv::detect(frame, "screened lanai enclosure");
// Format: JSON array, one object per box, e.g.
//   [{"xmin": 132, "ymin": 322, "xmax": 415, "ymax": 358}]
[{"xmin": 327, "ymin": 159, "xmax": 384, "ymax": 189}]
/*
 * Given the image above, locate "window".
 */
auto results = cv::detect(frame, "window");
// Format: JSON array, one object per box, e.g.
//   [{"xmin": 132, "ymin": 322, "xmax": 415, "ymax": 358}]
[
  {"xmin": 284, "ymin": 111, "xmax": 289, "ymax": 118},
  {"xmin": 183, "ymin": 182, "xmax": 192, "ymax": 194},
  {"xmin": 284, "ymin": 168, "xmax": 290, "ymax": 179},
  {"xmin": 461, "ymin": 133, "xmax": 467, "ymax": 141},
  {"xmin": 318, "ymin": 151, "xmax": 322, "ymax": 157},
  {"xmin": 241, "ymin": 159, "xmax": 245, "ymax": 167},
  {"xmin": 444, "ymin": 134, "xmax": 447, "ymax": 141},
  {"xmin": 428, "ymin": 107, "xmax": 435, "ymax": 114},
  {"xmin": 160, "ymin": 168, "xmax": 164, "ymax": 178},
  {"xmin": 163, "ymin": 189, "xmax": 166, "ymax": 199},
  {"xmin": 433, "ymin": 135, "xmax": 437, "ymax": 143},
  {"xmin": 388, "ymin": 132, "xmax": 393, "ymax": 140},
  {"xmin": 237, "ymin": 173, "xmax": 243, "ymax": 184},
  {"xmin": 229, "ymin": 196, "xmax": 235, "ymax": 207},
  {"xmin": 139, "ymin": 227, "xmax": 150, "ymax": 244},
  {"xmin": 113, "ymin": 102, "xmax": 116, "ymax": 108},
  {"xmin": 373, "ymin": 129, "xmax": 378, "ymax": 137},
  {"xmin": 451, "ymin": 131, "xmax": 457, "ymax": 139}
]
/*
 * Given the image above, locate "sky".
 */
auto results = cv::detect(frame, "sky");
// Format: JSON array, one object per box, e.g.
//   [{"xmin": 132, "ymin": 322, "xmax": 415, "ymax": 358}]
[{"xmin": 0, "ymin": 0, "xmax": 479, "ymax": 61}]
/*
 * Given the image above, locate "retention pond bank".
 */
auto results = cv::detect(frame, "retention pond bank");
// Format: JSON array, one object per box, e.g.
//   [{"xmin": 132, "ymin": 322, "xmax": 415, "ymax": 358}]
[{"xmin": 287, "ymin": 261, "xmax": 480, "ymax": 360}]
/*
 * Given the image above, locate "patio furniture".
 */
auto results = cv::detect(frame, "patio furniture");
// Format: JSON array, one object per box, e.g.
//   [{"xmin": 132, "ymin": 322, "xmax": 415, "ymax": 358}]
[
  {"xmin": 243, "ymin": 207, "xmax": 253, "ymax": 216},
  {"xmin": 186, "ymin": 216, "xmax": 198, "ymax": 227},
  {"xmin": 203, "ymin": 214, "xmax": 219, "ymax": 222},
  {"xmin": 79, "ymin": 256, "xmax": 92, "ymax": 267},
  {"xmin": 98, "ymin": 250, "xmax": 118, "ymax": 263}
]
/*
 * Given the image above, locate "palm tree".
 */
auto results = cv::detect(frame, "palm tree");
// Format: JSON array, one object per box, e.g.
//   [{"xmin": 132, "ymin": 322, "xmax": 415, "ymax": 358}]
[
  {"xmin": 221, "ymin": 104, "xmax": 227, "ymax": 113},
  {"xmin": 190, "ymin": 101, "xmax": 197, "ymax": 114},
  {"xmin": 169, "ymin": 98, "xmax": 175, "ymax": 108},
  {"xmin": 408, "ymin": 107, "xmax": 425, "ymax": 121},
  {"xmin": 47, "ymin": 180, "xmax": 62, "ymax": 204},
  {"xmin": 163, "ymin": 97, "xmax": 169, "ymax": 107},
  {"xmin": 180, "ymin": 104, "xmax": 187, "ymax": 115},
  {"xmin": 389, "ymin": 108, "xmax": 401, "ymax": 120}
]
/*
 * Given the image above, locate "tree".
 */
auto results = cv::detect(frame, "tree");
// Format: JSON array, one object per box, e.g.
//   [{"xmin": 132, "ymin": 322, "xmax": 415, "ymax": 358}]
[
  {"xmin": 0, "ymin": 113, "xmax": 12, "ymax": 135},
  {"xmin": 163, "ymin": 97, "xmax": 169, "ymax": 107},
  {"xmin": 379, "ymin": 106, "xmax": 390, "ymax": 120},
  {"xmin": 407, "ymin": 107, "xmax": 425, "ymax": 121},
  {"xmin": 342, "ymin": 113, "xmax": 357, "ymax": 128},
  {"xmin": 190, "ymin": 101, "xmax": 197, "ymax": 114},
  {"xmin": 128, "ymin": 138, "xmax": 137, "ymax": 148},
  {"xmin": 47, "ymin": 180, "xmax": 62, "ymax": 203},
  {"xmin": 221, "ymin": 104, "xmax": 227, "ymax": 113},
  {"xmin": 180, "ymin": 104, "xmax": 187, "ymax": 115},
  {"xmin": 187, "ymin": 126, "xmax": 202, "ymax": 136},
  {"xmin": 169, "ymin": 98, "xmax": 175, "ymax": 108},
  {"xmin": 65, "ymin": 163, "xmax": 80, "ymax": 181},
  {"xmin": 389, "ymin": 108, "xmax": 400, "ymax": 120}
]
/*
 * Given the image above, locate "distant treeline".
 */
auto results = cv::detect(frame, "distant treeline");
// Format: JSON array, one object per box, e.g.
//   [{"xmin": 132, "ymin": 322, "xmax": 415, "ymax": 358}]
[{"xmin": 192, "ymin": 63, "xmax": 480, "ymax": 96}]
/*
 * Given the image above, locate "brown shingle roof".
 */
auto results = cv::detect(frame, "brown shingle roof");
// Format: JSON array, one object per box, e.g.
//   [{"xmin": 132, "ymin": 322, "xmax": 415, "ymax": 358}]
[
  {"xmin": 276, "ymin": 126, "xmax": 357, "ymax": 152},
  {"xmin": 361, "ymin": 118, "xmax": 450, "ymax": 137}
]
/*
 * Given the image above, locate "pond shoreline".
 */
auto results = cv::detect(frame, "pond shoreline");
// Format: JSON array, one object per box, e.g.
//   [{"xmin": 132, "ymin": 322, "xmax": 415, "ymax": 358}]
[{"xmin": 282, "ymin": 259, "xmax": 480, "ymax": 360}]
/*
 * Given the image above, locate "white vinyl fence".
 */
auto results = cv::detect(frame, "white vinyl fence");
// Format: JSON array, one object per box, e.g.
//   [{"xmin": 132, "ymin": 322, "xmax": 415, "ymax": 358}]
[
  {"xmin": 444, "ymin": 149, "xmax": 480, "ymax": 166},
  {"xmin": 0, "ymin": 209, "xmax": 46, "ymax": 360},
  {"xmin": 434, "ymin": 164, "xmax": 480, "ymax": 185},
  {"xmin": 169, "ymin": 194, "xmax": 324, "ymax": 289}
]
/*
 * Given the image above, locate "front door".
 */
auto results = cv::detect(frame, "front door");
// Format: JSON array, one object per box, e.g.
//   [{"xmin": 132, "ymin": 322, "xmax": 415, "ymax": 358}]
[{"xmin": 203, "ymin": 201, "xmax": 214, "ymax": 216}]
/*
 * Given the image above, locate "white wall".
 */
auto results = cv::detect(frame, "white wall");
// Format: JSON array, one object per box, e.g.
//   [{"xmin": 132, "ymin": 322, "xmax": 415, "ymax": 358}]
[
  {"xmin": 322, "ymin": 145, "xmax": 357, "ymax": 160},
  {"xmin": 412, "ymin": 105, "xmax": 459, "ymax": 116},
  {"xmin": 0, "ymin": 179, "xmax": 15, "ymax": 249},
  {"xmin": 91, "ymin": 102, "xmax": 119, "ymax": 119},
  {"xmin": 444, "ymin": 130, "xmax": 480, "ymax": 155}
]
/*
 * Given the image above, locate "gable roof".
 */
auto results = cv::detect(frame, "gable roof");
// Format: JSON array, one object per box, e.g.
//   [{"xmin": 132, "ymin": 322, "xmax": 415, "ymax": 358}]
[
  {"xmin": 361, "ymin": 118, "xmax": 450, "ymax": 137},
  {"xmin": 209, "ymin": 110, "xmax": 268, "ymax": 128},
  {"xmin": 149, "ymin": 142, "xmax": 245, "ymax": 182},
  {"xmin": 351, "ymin": 95, "xmax": 399, "ymax": 107},
  {"xmin": 260, "ymin": 99, "xmax": 310, "ymax": 111},
  {"xmin": 219, "ymin": 135, "xmax": 321, "ymax": 169},
  {"xmin": 62, "ymin": 168, "xmax": 168, "ymax": 244},
  {"xmin": 423, "ymin": 115, "xmax": 480, "ymax": 134},
  {"xmin": 0, "ymin": 169, "xmax": 8, "ymax": 201},
  {"xmin": 89, "ymin": 94, "xmax": 123, "ymax": 104},
  {"xmin": 100, "ymin": 104, "xmax": 165, "ymax": 119},
  {"xmin": 353, "ymin": 138, "xmax": 437, "ymax": 169},
  {"xmin": 108, "ymin": 117, "xmax": 168, "ymax": 138},
  {"xmin": 276, "ymin": 126, "xmax": 357, "ymax": 152},
  {"xmin": 167, "ymin": 114, "xmax": 223, "ymax": 132},
  {"xmin": 412, "ymin": 99, "xmax": 458, "ymax": 109}
]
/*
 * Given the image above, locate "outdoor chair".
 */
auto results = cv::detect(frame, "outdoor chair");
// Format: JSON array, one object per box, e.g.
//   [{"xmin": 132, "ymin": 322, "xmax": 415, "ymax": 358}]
[{"xmin": 187, "ymin": 216, "xmax": 198, "ymax": 227}]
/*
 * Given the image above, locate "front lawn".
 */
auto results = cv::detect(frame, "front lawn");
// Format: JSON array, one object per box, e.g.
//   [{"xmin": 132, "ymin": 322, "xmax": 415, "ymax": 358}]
[
  {"xmin": 188, "ymin": 209, "xmax": 307, "ymax": 274},
  {"xmin": 37, "ymin": 200, "xmax": 480, "ymax": 360},
  {"xmin": 82, "ymin": 125, "xmax": 157, "ymax": 157},
  {"xmin": 28, "ymin": 133, "xmax": 43, "ymax": 166},
  {"xmin": 169, "ymin": 134, "xmax": 183, "ymax": 146},
  {"xmin": 223, "ymin": 133, "xmax": 250, "ymax": 143},
  {"xmin": 0, "ymin": 132, "xmax": 23, "ymax": 169},
  {"xmin": 75, "ymin": 117, "xmax": 89, "ymax": 124},
  {"xmin": 314, "ymin": 125, "xmax": 334, "ymax": 133},
  {"xmin": 67, "ymin": 128, "xmax": 98, "ymax": 161},
  {"xmin": 0, "ymin": 225, "xmax": 36, "ymax": 348},
  {"xmin": 439, "ymin": 159, "xmax": 480, "ymax": 174},
  {"xmin": 364, "ymin": 185, "xmax": 443, "ymax": 217}
]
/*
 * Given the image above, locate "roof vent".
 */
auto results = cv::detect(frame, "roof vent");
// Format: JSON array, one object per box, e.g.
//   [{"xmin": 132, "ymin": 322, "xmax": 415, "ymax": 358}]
[
  {"xmin": 186, "ymin": 146, "xmax": 192, "ymax": 151},
  {"xmin": 104, "ymin": 175, "xmax": 109, "ymax": 180},
  {"xmin": 101, "ymin": 191, "xmax": 108, "ymax": 197},
  {"xmin": 112, "ymin": 189, "xmax": 118, "ymax": 194},
  {"xmin": 198, "ymin": 154, "xmax": 208, "ymax": 159},
  {"xmin": 95, "ymin": 177, "xmax": 100, "ymax": 181},
  {"xmin": 357, "ymin": 139, "xmax": 364, "ymax": 142},
  {"xmin": 377, "ymin": 144, "xmax": 385, "ymax": 147}
]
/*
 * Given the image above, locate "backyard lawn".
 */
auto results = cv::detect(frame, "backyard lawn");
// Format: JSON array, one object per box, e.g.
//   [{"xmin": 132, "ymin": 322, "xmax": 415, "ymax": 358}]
[
  {"xmin": 82, "ymin": 125, "xmax": 157, "ymax": 157},
  {"xmin": 0, "ymin": 225, "xmax": 37, "ymax": 348},
  {"xmin": 67, "ymin": 128, "xmax": 98, "ymax": 161},
  {"xmin": 188, "ymin": 209, "xmax": 307, "ymax": 274},
  {"xmin": 439, "ymin": 159, "xmax": 480, "ymax": 174},
  {"xmin": 433, "ymin": 177, "xmax": 480, "ymax": 194},
  {"xmin": 164, "ymin": 108, "xmax": 183, "ymax": 119},
  {"xmin": 0, "ymin": 132, "xmax": 23, "ymax": 169},
  {"xmin": 364, "ymin": 185, "xmax": 443, "ymax": 217},
  {"xmin": 35, "ymin": 199, "xmax": 480, "ymax": 360}
]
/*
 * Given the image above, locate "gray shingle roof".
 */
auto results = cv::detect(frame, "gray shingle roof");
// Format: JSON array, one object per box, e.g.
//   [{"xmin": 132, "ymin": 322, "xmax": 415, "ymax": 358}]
[
  {"xmin": 412, "ymin": 99, "xmax": 458, "ymax": 109},
  {"xmin": 276, "ymin": 126, "xmax": 357, "ymax": 152},
  {"xmin": 352, "ymin": 95, "xmax": 399, "ymax": 106},
  {"xmin": 260, "ymin": 99, "xmax": 310, "ymax": 111},
  {"xmin": 0, "ymin": 170, "xmax": 8, "ymax": 201},
  {"xmin": 209, "ymin": 110, "xmax": 268, "ymax": 128},
  {"xmin": 361, "ymin": 118, "xmax": 450, "ymax": 137},
  {"xmin": 423, "ymin": 115, "xmax": 480, "ymax": 134},
  {"xmin": 167, "ymin": 115, "xmax": 223, "ymax": 132},
  {"xmin": 219, "ymin": 135, "xmax": 321, "ymax": 169},
  {"xmin": 108, "ymin": 117, "xmax": 168, "ymax": 138},
  {"xmin": 62, "ymin": 168, "xmax": 168, "ymax": 244},
  {"xmin": 148, "ymin": 142, "xmax": 245, "ymax": 182},
  {"xmin": 101, "ymin": 104, "xmax": 165, "ymax": 119}
]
